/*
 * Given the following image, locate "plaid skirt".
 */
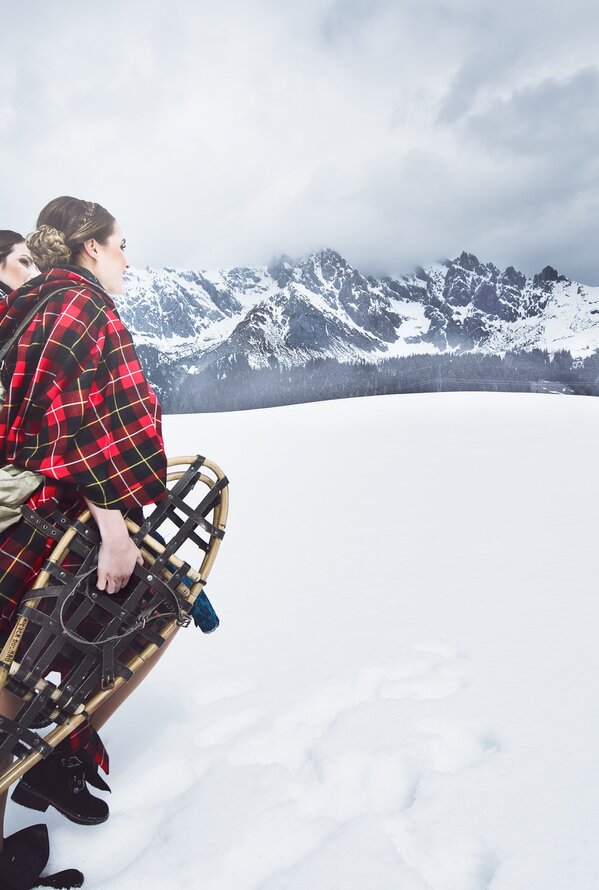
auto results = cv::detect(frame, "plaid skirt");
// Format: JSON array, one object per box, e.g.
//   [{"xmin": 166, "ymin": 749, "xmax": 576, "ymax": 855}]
[{"xmin": 0, "ymin": 483, "xmax": 111, "ymax": 773}]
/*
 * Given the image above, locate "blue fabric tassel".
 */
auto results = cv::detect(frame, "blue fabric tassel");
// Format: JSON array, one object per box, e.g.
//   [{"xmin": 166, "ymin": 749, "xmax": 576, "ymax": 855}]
[
  {"xmin": 175, "ymin": 571, "xmax": 220, "ymax": 633},
  {"xmin": 152, "ymin": 523, "xmax": 220, "ymax": 634},
  {"xmin": 189, "ymin": 589, "xmax": 220, "ymax": 633}
]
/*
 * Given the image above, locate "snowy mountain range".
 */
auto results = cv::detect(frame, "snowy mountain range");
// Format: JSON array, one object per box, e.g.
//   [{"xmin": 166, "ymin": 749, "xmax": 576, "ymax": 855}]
[{"xmin": 117, "ymin": 250, "xmax": 599, "ymax": 410}]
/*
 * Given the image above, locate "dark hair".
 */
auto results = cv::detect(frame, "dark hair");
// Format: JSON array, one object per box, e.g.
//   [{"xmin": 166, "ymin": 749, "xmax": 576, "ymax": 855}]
[
  {"xmin": 27, "ymin": 196, "xmax": 115, "ymax": 271},
  {"xmin": 0, "ymin": 230, "xmax": 26, "ymax": 265}
]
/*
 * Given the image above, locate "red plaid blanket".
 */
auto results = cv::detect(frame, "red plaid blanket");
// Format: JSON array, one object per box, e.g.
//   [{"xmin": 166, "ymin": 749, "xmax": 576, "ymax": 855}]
[{"xmin": 0, "ymin": 267, "xmax": 168, "ymax": 769}]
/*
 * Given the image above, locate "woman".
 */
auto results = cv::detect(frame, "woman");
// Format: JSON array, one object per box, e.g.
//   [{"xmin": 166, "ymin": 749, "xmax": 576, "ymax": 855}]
[
  {"xmin": 0, "ymin": 231, "xmax": 36, "ymax": 294},
  {"xmin": 0, "ymin": 198, "xmax": 168, "ymax": 888}
]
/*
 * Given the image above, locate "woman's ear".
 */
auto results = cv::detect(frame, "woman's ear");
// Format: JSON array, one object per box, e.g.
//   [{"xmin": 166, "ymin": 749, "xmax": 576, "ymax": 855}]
[{"xmin": 81, "ymin": 238, "xmax": 99, "ymax": 260}]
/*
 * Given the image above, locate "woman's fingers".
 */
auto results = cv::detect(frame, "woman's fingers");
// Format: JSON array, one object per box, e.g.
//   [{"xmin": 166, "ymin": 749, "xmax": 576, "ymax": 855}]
[
  {"xmin": 95, "ymin": 569, "xmax": 117, "ymax": 594},
  {"xmin": 96, "ymin": 540, "xmax": 144, "ymax": 594},
  {"xmin": 98, "ymin": 573, "xmax": 127, "ymax": 594},
  {"xmin": 85, "ymin": 505, "xmax": 144, "ymax": 595}
]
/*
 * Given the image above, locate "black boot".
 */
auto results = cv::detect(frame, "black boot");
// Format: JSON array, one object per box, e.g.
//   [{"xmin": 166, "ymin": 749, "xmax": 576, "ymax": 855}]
[
  {"xmin": 0, "ymin": 823, "xmax": 84, "ymax": 888},
  {"xmin": 11, "ymin": 750, "xmax": 109, "ymax": 826}
]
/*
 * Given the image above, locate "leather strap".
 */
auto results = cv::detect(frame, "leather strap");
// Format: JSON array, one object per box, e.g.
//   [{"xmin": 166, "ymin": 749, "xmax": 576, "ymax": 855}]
[{"xmin": 0, "ymin": 286, "xmax": 73, "ymax": 367}]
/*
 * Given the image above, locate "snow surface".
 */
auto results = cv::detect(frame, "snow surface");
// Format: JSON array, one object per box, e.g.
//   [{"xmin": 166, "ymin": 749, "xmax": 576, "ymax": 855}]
[{"xmin": 7, "ymin": 392, "xmax": 599, "ymax": 889}]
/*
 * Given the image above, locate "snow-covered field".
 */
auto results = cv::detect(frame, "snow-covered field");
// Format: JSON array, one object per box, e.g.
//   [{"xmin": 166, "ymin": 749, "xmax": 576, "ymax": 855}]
[{"xmin": 8, "ymin": 392, "xmax": 599, "ymax": 890}]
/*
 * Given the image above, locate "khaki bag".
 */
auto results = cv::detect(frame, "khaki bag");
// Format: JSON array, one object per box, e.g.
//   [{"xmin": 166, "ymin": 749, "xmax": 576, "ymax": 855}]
[
  {"xmin": 0, "ymin": 380, "xmax": 43, "ymax": 533},
  {"xmin": 0, "ymin": 462, "xmax": 43, "ymax": 533}
]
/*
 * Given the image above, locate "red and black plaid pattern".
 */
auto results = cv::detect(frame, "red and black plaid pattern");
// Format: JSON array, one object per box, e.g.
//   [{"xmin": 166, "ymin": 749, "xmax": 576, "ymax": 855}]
[
  {"xmin": 64, "ymin": 722, "xmax": 109, "ymax": 774},
  {"xmin": 0, "ymin": 267, "xmax": 168, "ymax": 621},
  {"xmin": 0, "ymin": 268, "xmax": 167, "ymax": 510},
  {"xmin": 0, "ymin": 268, "xmax": 168, "ymax": 768}
]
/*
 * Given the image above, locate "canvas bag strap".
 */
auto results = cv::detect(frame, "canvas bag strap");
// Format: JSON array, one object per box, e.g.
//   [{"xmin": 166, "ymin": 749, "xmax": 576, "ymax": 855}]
[{"xmin": 0, "ymin": 286, "xmax": 73, "ymax": 369}]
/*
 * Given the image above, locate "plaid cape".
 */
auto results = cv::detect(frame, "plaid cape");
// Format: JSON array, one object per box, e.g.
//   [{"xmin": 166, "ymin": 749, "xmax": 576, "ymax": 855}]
[{"xmin": 0, "ymin": 267, "xmax": 168, "ymax": 769}]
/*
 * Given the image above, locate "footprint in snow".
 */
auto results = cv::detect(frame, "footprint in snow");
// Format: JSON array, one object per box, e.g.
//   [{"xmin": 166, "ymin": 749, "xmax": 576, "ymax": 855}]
[
  {"xmin": 195, "ymin": 709, "xmax": 262, "ymax": 747},
  {"xmin": 194, "ymin": 675, "xmax": 256, "ymax": 706},
  {"xmin": 229, "ymin": 648, "xmax": 496, "ymax": 778}
]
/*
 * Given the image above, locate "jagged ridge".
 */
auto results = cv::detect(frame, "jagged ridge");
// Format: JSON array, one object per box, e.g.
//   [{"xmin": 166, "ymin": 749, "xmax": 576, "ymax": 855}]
[{"xmin": 118, "ymin": 249, "xmax": 599, "ymax": 398}]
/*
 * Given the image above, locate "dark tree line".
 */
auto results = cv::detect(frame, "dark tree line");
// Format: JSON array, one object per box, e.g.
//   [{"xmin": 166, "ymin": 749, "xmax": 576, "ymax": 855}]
[{"xmin": 137, "ymin": 346, "xmax": 599, "ymax": 414}]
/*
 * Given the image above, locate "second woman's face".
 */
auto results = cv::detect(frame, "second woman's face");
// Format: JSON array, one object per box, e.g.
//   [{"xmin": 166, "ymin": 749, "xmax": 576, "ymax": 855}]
[{"xmin": 0, "ymin": 242, "xmax": 36, "ymax": 291}]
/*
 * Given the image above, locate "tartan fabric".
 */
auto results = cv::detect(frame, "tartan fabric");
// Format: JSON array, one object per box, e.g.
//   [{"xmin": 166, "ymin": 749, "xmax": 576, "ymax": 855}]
[
  {"xmin": 63, "ymin": 722, "xmax": 109, "ymax": 774},
  {"xmin": 0, "ymin": 267, "xmax": 167, "ymax": 510},
  {"xmin": 0, "ymin": 267, "xmax": 168, "ymax": 770}
]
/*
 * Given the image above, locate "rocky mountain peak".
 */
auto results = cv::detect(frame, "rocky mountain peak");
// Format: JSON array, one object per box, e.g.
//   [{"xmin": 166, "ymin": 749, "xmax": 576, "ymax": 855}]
[
  {"xmin": 533, "ymin": 265, "xmax": 568, "ymax": 289},
  {"xmin": 455, "ymin": 251, "xmax": 483, "ymax": 274},
  {"xmin": 267, "ymin": 254, "xmax": 295, "ymax": 288},
  {"xmin": 119, "ymin": 247, "xmax": 599, "ymax": 408}
]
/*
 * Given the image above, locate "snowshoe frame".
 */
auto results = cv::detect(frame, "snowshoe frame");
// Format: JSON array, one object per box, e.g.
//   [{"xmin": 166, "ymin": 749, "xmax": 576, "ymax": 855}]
[{"xmin": 0, "ymin": 454, "xmax": 228, "ymax": 794}]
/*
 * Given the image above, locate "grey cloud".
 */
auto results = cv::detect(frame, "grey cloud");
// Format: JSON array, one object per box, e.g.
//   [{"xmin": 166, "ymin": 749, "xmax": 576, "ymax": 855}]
[
  {"xmin": 318, "ymin": 0, "xmax": 388, "ymax": 45},
  {"xmin": 436, "ymin": 1, "xmax": 599, "ymax": 123},
  {"xmin": 1, "ymin": 0, "xmax": 598, "ymax": 284},
  {"xmin": 463, "ymin": 67, "xmax": 599, "ymax": 160},
  {"xmin": 437, "ymin": 45, "xmax": 523, "ymax": 124}
]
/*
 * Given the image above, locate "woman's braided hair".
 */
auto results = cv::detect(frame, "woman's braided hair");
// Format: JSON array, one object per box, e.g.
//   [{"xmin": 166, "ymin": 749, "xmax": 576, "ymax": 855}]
[{"xmin": 27, "ymin": 197, "xmax": 115, "ymax": 271}]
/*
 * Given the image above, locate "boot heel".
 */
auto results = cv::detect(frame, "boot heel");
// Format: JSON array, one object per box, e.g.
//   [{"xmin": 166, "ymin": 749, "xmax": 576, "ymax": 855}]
[{"xmin": 11, "ymin": 782, "xmax": 50, "ymax": 812}]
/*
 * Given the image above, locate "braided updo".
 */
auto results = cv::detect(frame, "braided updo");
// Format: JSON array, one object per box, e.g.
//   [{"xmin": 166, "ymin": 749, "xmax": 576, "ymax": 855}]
[{"xmin": 27, "ymin": 196, "xmax": 115, "ymax": 271}]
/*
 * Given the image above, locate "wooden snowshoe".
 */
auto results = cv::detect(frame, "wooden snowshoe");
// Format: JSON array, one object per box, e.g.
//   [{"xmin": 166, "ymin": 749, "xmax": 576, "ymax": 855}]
[{"xmin": 0, "ymin": 454, "xmax": 228, "ymax": 794}]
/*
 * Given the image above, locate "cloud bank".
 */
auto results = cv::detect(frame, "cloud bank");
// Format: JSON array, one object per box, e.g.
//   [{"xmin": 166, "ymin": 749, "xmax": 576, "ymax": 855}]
[{"xmin": 1, "ymin": 0, "xmax": 598, "ymax": 283}]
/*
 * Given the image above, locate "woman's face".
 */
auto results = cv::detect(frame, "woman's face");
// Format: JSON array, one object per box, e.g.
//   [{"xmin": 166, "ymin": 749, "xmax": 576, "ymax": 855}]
[
  {"xmin": 89, "ymin": 222, "xmax": 129, "ymax": 295},
  {"xmin": 0, "ymin": 242, "xmax": 36, "ymax": 291}
]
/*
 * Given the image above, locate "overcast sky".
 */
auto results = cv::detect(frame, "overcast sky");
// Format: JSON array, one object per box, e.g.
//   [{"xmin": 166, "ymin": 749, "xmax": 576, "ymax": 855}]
[{"xmin": 2, "ymin": 0, "xmax": 598, "ymax": 283}]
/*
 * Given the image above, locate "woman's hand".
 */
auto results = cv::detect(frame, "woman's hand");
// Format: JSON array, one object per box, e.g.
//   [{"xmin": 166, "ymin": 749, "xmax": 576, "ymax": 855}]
[
  {"xmin": 84, "ymin": 499, "xmax": 144, "ymax": 594},
  {"xmin": 96, "ymin": 532, "xmax": 144, "ymax": 594}
]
